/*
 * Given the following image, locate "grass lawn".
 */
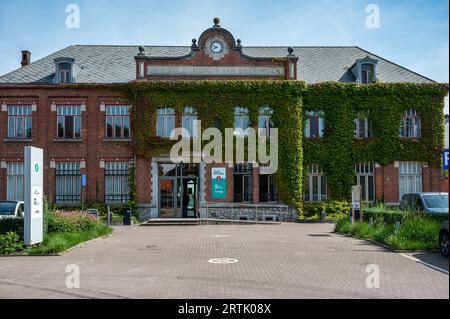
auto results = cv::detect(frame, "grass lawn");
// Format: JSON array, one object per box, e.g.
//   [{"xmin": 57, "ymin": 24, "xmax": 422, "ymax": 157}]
[{"xmin": 26, "ymin": 224, "xmax": 112, "ymax": 255}]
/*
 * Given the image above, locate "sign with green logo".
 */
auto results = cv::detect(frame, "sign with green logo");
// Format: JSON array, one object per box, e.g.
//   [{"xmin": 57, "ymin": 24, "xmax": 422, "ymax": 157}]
[
  {"xmin": 34, "ymin": 162, "xmax": 40, "ymax": 174},
  {"xmin": 212, "ymin": 168, "xmax": 226, "ymax": 199}
]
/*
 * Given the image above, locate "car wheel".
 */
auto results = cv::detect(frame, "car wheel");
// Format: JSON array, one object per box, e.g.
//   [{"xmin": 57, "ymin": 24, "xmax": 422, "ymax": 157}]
[{"xmin": 439, "ymin": 230, "xmax": 449, "ymax": 257}]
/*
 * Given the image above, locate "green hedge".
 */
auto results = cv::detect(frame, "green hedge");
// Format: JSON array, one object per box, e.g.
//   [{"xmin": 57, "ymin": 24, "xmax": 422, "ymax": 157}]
[
  {"xmin": 362, "ymin": 208, "xmax": 448, "ymax": 224},
  {"xmin": 300, "ymin": 200, "xmax": 350, "ymax": 221},
  {"xmin": 0, "ymin": 218, "xmax": 23, "ymax": 238}
]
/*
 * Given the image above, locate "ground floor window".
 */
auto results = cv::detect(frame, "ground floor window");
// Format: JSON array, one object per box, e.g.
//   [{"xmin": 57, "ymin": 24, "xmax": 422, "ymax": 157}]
[
  {"xmin": 234, "ymin": 163, "xmax": 253, "ymax": 202},
  {"xmin": 304, "ymin": 164, "xmax": 327, "ymax": 202},
  {"xmin": 399, "ymin": 161, "xmax": 422, "ymax": 200},
  {"xmin": 259, "ymin": 174, "xmax": 278, "ymax": 202},
  {"xmin": 7, "ymin": 162, "xmax": 24, "ymax": 201},
  {"xmin": 56, "ymin": 162, "xmax": 81, "ymax": 204},
  {"xmin": 354, "ymin": 162, "xmax": 375, "ymax": 202},
  {"xmin": 105, "ymin": 162, "xmax": 130, "ymax": 203}
]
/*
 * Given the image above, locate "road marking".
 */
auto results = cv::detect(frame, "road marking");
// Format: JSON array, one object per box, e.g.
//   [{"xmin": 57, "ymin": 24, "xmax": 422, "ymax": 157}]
[
  {"xmin": 208, "ymin": 258, "xmax": 238, "ymax": 264},
  {"xmin": 210, "ymin": 235, "xmax": 231, "ymax": 238},
  {"xmin": 400, "ymin": 253, "xmax": 449, "ymax": 275}
]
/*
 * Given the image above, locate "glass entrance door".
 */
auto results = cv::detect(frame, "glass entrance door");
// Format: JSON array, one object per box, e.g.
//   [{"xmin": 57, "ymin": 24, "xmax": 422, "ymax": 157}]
[{"xmin": 159, "ymin": 179, "xmax": 175, "ymax": 218}]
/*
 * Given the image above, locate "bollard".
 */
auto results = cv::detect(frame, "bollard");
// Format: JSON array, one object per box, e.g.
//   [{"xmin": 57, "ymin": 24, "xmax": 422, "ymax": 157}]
[{"xmin": 321, "ymin": 210, "xmax": 327, "ymax": 223}]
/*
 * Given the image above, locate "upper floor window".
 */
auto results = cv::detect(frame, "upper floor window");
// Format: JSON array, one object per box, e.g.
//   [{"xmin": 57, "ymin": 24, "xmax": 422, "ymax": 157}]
[
  {"xmin": 182, "ymin": 106, "xmax": 199, "ymax": 138},
  {"xmin": 354, "ymin": 117, "xmax": 372, "ymax": 138},
  {"xmin": 400, "ymin": 109, "xmax": 421, "ymax": 139},
  {"xmin": 234, "ymin": 107, "xmax": 250, "ymax": 136},
  {"xmin": 156, "ymin": 107, "xmax": 175, "ymax": 137},
  {"xmin": 258, "ymin": 106, "xmax": 274, "ymax": 137},
  {"xmin": 57, "ymin": 105, "xmax": 81, "ymax": 139},
  {"xmin": 7, "ymin": 105, "xmax": 32, "ymax": 139},
  {"xmin": 106, "ymin": 105, "xmax": 130, "ymax": 139},
  {"xmin": 304, "ymin": 111, "xmax": 324, "ymax": 138},
  {"xmin": 360, "ymin": 63, "xmax": 375, "ymax": 84}
]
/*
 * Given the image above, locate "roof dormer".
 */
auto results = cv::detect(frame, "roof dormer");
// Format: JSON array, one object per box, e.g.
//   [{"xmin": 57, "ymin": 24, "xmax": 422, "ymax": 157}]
[
  {"xmin": 351, "ymin": 56, "xmax": 378, "ymax": 83},
  {"xmin": 54, "ymin": 57, "xmax": 79, "ymax": 84}
]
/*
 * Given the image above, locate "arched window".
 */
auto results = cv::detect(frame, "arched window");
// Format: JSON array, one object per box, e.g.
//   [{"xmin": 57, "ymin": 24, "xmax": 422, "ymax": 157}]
[
  {"xmin": 182, "ymin": 106, "xmax": 199, "ymax": 138},
  {"xmin": 156, "ymin": 107, "xmax": 175, "ymax": 137},
  {"xmin": 400, "ymin": 109, "xmax": 421, "ymax": 139},
  {"xmin": 234, "ymin": 107, "xmax": 250, "ymax": 136},
  {"xmin": 258, "ymin": 106, "xmax": 274, "ymax": 137}
]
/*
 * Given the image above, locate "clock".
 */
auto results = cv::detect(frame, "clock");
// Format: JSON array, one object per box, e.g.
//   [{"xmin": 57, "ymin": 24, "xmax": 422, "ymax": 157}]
[{"xmin": 210, "ymin": 41, "xmax": 223, "ymax": 54}]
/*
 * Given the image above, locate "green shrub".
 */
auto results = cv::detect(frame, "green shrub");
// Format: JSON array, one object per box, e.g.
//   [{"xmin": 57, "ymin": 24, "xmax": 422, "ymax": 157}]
[
  {"xmin": 300, "ymin": 200, "xmax": 350, "ymax": 220},
  {"xmin": 0, "ymin": 232, "xmax": 24, "ymax": 255},
  {"xmin": 47, "ymin": 211, "xmax": 99, "ymax": 234},
  {"xmin": 363, "ymin": 204, "xmax": 448, "ymax": 224},
  {"xmin": 0, "ymin": 218, "xmax": 24, "ymax": 238}
]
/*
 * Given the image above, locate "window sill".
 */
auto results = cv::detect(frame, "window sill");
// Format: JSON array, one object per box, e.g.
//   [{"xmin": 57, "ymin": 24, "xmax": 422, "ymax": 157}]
[
  {"xmin": 103, "ymin": 138, "xmax": 132, "ymax": 142},
  {"xmin": 53, "ymin": 138, "xmax": 83, "ymax": 143},
  {"xmin": 3, "ymin": 138, "xmax": 33, "ymax": 142}
]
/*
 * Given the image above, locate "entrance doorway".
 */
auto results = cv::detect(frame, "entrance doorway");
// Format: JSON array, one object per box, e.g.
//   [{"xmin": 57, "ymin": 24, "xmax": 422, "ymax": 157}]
[{"xmin": 158, "ymin": 163, "xmax": 198, "ymax": 218}]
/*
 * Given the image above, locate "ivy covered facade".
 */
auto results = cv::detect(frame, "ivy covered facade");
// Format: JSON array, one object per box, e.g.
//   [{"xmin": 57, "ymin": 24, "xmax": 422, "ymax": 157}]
[{"xmin": 0, "ymin": 19, "xmax": 448, "ymax": 221}]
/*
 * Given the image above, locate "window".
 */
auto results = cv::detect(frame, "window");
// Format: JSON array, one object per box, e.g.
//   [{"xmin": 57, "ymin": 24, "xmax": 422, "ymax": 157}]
[
  {"xmin": 304, "ymin": 111, "xmax": 324, "ymax": 138},
  {"xmin": 399, "ymin": 161, "xmax": 422, "ymax": 200},
  {"xmin": 156, "ymin": 107, "xmax": 175, "ymax": 137},
  {"xmin": 7, "ymin": 105, "xmax": 32, "ymax": 139},
  {"xmin": 182, "ymin": 106, "xmax": 199, "ymax": 138},
  {"xmin": 106, "ymin": 105, "xmax": 130, "ymax": 139},
  {"xmin": 258, "ymin": 106, "xmax": 274, "ymax": 137},
  {"xmin": 234, "ymin": 107, "xmax": 250, "ymax": 136},
  {"xmin": 58, "ymin": 63, "xmax": 72, "ymax": 83},
  {"xmin": 304, "ymin": 164, "xmax": 327, "ymax": 202},
  {"xmin": 259, "ymin": 174, "xmax": 278, "ymax": 202},
  {"xmin": 361, "ymin": 63, "xmax": 375, "ymax": 84},
  {"xmin": 105, "ymin": 162, "xmax": 130, "ymax": 203},
  {"xmin": 233, "ymin": 163, "xmax": 253, "ymax": 202},
  {"xmin": 354, "ymin": 162, "xmax": 375, "ymax": 202},
  {"xmin": 7, "ymin": 162, "xmax": 24, "ymax": 201},
  {"xmin": 354, "ymin": 117, "xmax": 372, "ymax": 138},
  {"xmin": 57, "ymin": 105, "xmax": 81, "ymax": 139},
  {"xmin": 400, "ymin": 109, "xmax": 421, "ymax": 139},
  {"xmin": 56, "ymin": 162, "xmax": 81, "ymax": 204}
]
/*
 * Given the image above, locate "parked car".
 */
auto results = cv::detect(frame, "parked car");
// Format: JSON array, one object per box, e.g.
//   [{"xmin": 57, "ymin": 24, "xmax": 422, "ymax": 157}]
[
  {"xmin": 0, "ymin": 201, "xmax": 25, "ymax": 219},
  {"xmin": 439, "ymin": 221, "xmax": 449, "ymax": 257},
  {"xmin": 399, "ymin": 192, "xmax": 448, "ymax": 214}
]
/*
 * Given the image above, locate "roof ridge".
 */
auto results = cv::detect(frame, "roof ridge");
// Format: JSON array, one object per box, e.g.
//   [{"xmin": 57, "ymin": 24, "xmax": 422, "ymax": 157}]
[{"xmin": 355, "ymin": 46, "xmax": 436, "ymax": 83}]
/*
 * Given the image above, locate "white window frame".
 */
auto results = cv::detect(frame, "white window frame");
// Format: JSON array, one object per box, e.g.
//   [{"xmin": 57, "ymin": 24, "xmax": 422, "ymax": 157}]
[
  {"xmin": 354, "ymin": 117, "xmax": 372, "ymax": 138},
  {"xmin": 354, "ymin": 162, "xmax": 375, "ymax": 202},
  {"xmin": 156, "ymin": 107, "xmax": 176, "ymax": 138},
  {"xmin": 304, "ymin": 111, "xmax": 324, "ymax": 138},
  {"xmin": 258, "ymin": 106, "xmax": 274, "ymax": 137},
  {"xmin": 400, "ymin": 109, "xmax": 421, "ymax": 139},
  {"xmin": 304, "ymin": 164, "xmax": 327, "ymax": 202},
  {"xmin": 182, "ymin": 106, "xmax": 199, "ymax": 138},
  {"xmin": 399, "ymin": 161, "xmax": 422, "ymax": 200},
  {"xmin": 234, "ymin": 107, "xmax": 250, "ymax": 137},
  {"xmin": 7, "ymin": 162, "xmax": 24, "ymax": 201}
]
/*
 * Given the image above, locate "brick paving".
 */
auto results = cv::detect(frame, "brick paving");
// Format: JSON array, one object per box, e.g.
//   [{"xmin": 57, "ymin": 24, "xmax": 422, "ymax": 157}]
[{"xmin": 0, "ymin": 223, "xmax": 448, "ymax": 299}]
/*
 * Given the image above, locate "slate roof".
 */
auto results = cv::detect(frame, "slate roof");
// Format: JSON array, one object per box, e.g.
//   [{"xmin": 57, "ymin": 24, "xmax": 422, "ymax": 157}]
[{"xmin": 0, "ymin": 45, "xmax": 434, "ymax": 84}]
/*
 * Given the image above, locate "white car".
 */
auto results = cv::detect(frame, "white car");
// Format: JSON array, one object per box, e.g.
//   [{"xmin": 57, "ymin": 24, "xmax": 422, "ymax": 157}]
[{"xmin": 0, "ymin": 201, "xmax": 25, "ymax": 219}]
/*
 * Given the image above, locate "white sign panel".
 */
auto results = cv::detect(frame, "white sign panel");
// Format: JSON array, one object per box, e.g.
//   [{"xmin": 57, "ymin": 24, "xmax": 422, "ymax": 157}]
[
  {"xmin": 24, "ymin": 146, "xmax": 43, "ymax": 246},
  {"xmin": 351, "ymin": 185, "xmax": 361, "ymax": 209}
]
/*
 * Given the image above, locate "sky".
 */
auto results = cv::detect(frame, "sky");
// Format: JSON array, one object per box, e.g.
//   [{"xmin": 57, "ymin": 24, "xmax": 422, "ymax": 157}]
[{"xmin": 0, "ymin": 0, "xmax": 448, "ymax": 112}]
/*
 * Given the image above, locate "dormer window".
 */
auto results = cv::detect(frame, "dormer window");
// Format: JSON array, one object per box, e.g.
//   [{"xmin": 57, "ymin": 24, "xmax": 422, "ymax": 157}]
[
  {"xmin": 54, "ymin": 57, "xmax": 75, "ymax": 84},
  {"xmin": 352, "ymin": 56, "xmax": 378, "ymax": 84},
  {"xmin": 361, "ymin": 63, "xmax": 375, "ymax": 84},
  {"xmin": 58, "ymin": 63, "xmax": 72, "ymax": 83}
]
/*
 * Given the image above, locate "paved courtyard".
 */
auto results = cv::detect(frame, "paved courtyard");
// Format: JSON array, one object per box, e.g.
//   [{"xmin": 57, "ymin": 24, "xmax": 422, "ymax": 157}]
[{"xmin": 0, "ymin": 223, "xmax": 448, "ymax": 299}]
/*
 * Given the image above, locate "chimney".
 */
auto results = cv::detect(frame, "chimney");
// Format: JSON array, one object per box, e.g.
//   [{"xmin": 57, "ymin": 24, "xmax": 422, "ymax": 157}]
[{"xmin": 21, "ymin": 50, "xmax": 31, "ymax": 67}]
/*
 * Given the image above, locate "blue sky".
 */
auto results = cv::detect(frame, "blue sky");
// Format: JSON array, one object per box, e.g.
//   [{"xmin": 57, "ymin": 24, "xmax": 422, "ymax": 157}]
[{"xmin": 0, "ymin": 0, "xmax": 448, "ymax": 112}]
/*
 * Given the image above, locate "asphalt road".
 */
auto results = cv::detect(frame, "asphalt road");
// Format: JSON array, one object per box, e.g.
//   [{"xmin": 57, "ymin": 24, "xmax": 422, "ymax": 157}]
[{"xmin": 0, "ymin": 223, "xmax": 448, "ymax": 299}]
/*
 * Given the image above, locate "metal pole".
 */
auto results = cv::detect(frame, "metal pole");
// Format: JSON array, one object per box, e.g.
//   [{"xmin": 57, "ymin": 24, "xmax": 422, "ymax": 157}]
[{"xmin": 107, "ymin": 205, "xmax": 111, "ymax": 227}]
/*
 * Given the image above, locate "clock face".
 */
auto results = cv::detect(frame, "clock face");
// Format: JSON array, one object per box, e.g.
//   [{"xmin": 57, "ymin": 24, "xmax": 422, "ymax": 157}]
[{"xmin": 210, "ymin": 41, "xmax": 223, "ymax": 54}]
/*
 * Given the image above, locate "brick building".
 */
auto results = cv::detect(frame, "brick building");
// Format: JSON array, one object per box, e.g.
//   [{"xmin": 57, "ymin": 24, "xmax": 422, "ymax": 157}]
[{"xmin": 0, "ymin": 18, "xmax": 447, "ymax": 221}]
